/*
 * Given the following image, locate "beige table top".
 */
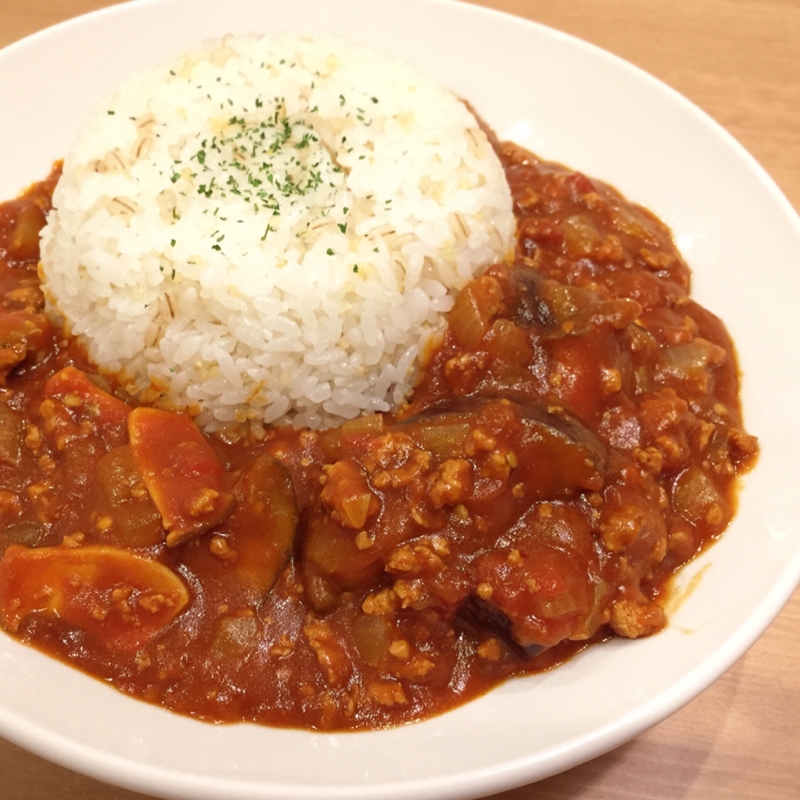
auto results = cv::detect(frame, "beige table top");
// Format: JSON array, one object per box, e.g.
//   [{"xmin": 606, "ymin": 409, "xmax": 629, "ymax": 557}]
[{"xmin": 0, "ymin": 1, "xmax": 798, "ymax": 798}]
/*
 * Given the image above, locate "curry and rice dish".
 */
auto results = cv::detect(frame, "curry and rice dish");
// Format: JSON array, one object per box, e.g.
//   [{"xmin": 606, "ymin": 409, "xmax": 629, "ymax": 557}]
[{"xmin": 0, "ymin": 35, "xmax": 757, "ymax": 730}]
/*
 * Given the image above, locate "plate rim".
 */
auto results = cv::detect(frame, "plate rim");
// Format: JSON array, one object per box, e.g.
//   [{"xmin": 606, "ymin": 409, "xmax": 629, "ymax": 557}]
[{"xmin": 0, "ymin": 1, "xmax": 798, "ymax": 799}]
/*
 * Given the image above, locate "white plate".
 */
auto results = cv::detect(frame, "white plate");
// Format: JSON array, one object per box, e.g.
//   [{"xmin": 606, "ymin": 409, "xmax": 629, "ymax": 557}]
[{"xmin": 1, "ymin": 1, "xmax": 799, "ymax": 799}]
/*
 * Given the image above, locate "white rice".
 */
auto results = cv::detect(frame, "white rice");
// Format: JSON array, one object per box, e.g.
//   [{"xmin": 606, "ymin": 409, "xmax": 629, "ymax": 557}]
[{"xmin": 40, "ymin": 33, "xmax": 514, "ymax": 430}]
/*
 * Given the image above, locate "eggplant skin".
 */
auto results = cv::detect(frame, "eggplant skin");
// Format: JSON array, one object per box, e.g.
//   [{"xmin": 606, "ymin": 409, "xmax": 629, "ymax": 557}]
[
  {"xmin": 402, "ymin": 394, "xmax": 607, "ymax": 498},
  {"xmin": 457, "ymin": 594, "xmax": 548, "ymax": 660}
]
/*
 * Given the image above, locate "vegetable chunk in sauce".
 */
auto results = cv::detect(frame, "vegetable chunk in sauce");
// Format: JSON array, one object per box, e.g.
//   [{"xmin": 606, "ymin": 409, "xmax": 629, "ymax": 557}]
[
  {"xmin": 128, "ymin": 407, "xmax": 235, "ymax": 547},
  {"xmin": 0, "ymin": 144, "xmax": 757, "ymax": 730},
  {"xmin": 0, "ymin": 544, "xmax": 189, "ymax": 652}
]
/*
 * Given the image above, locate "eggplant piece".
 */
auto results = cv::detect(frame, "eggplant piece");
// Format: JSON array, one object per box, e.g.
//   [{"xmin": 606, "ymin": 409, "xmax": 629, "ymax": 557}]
[
  {"xmin": 179, "ymin": 454, "xmax": 299, "ymax": 605},
  {"xmin": 458, "ymin": 594, "xmax": 547, "ymax": 659},
  {"xmin": 505, "ymin": 397, "xmax": 607, "ymax": 496},
  {"xmin": 300, "ymin": 512, "xmax": 385, "ymax": 613},
  {"xmin": 222, "ymin": 453, "xmax": 299, "ymax": 597},
  {"xmin": 401, "ymin": 395, "xmax": 607, "ymax": 500},
  {"xmin": 504, "ymin": 262, "xmax": 559, "ymax": 331},
  {"xmin": 461, "ymin": 531, "xmax": 608, "ymax": 656},
  {"xmin": 0, "ymin": 310, "xmax": 52, "ymax": 383},
  {"xmin": 0, "ymin": 522, "xmax": 41, "ymax": 556},
  {"xmin": 95, "ymin": 445, "xmax": 164, "ymax": 548},
  {"xmin": 504, "ymin": 260, "xmax": 641, "ymax": 337}
]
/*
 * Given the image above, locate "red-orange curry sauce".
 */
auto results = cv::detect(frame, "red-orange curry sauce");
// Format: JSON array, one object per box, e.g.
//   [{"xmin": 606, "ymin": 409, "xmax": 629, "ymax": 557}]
[{"xmin": 0, "ymin": 142, "xmax": 757, "ymax": 730}]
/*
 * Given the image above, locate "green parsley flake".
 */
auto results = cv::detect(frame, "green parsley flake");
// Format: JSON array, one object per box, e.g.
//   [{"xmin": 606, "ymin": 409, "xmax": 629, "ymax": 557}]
[{"xmin": 175, "ymin": 101, "xmax": 338, "ymax": 222}]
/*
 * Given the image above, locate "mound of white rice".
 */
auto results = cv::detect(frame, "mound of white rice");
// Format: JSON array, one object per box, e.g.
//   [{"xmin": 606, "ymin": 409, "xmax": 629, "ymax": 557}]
[{"xmin": 40, "ymin": 33, "xmax": 514, "ymax": 430}]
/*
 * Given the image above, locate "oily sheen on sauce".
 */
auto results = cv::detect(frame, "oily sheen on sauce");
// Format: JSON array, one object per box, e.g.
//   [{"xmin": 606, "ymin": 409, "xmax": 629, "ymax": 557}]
[{"xmin": 0, "ymin": 141, "xmax": 756, "ymax": 730}]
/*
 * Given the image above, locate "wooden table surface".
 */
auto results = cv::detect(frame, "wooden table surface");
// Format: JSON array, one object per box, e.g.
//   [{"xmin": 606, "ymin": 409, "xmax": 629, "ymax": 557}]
[{"xmin": 0, "ymin": 1, "xmax": 798, "ymax": 798}]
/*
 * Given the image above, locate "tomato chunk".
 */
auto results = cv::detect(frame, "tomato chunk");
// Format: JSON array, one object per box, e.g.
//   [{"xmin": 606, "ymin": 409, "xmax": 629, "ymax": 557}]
[
  {"xmin": 128, "ymin": 407, "xmax": 234, "ymax": 546},
  {"xmin": 44, "ymin": 366, "xmax": 130, "ymax": 447},
  {"xmin": 0, "ymin": 544, "xmax": 189, "ymax": 651}
]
